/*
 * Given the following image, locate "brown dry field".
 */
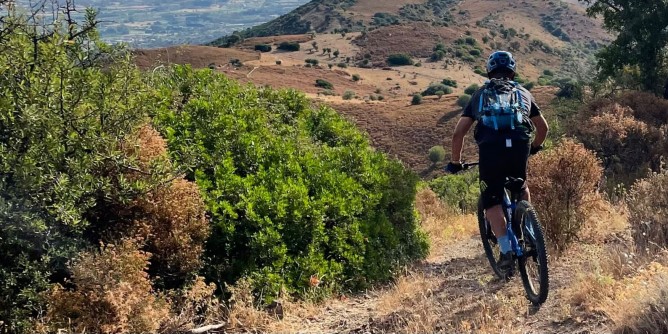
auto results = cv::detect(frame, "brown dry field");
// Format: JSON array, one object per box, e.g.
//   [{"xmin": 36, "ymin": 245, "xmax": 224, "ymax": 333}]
[{"xmin": 132, "ymin": 45, "xmax": 260, "ymax": 70}]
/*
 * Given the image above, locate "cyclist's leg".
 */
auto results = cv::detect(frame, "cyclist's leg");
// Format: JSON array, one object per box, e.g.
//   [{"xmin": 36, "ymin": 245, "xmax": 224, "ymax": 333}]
[
  {"xmin": 479, "ymin": 142, "xmax": 507, "ymax": 240},
  {"xmin": 508, "ymin": 140, "xmax": 531, "ymax": 201}
]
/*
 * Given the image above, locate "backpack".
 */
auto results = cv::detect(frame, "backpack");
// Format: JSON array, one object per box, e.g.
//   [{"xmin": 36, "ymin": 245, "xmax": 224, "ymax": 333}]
[{"xmin": 477, "ymin": 81, "xmax": 526, "ymax": 131}]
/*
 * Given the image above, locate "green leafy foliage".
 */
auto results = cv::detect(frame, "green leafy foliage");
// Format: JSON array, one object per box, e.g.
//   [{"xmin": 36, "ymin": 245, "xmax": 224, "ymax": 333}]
[
  {"xmin": 581, "ymin": 0, "xmax": 668, "ymax": 91},
  {"xmin": 412, "ymin": 94, "xmax": 423, "ymax": 105},
  {"xmin": 152, "ymin": 66, "xmax": 428, "ymax": 301},
  {"xmin": 254, "ymin": 44, "xmax": 272, "ymax": 52},
  {"xmin": 464, "ymin": 84, "xmax": 479, "ymax": 95},
  {"xmin": 422, "ymin": 83, "xmax": 453, "ymax": 96},
  {"xmin": 429, "ymin": 172, "xmax": 480, "ymax": 214},
  {"xmin": 428, "ymin": 146, "xmax": 446, "ymax": 164},
  {"xmin": 0, "ymin": 10, "xmax": 170, "ymax": 331},
  {"xmin": 387, "ymin": 54, "xmax": 414, "ymax": 66},
  {"xmin": 315, "ymin": 79, "xmax": 333, "ymax": 89},
  {"xmin": 457, "ymin": 95, "xmax": 472, "ymax": 108},
  {"xmin": 278, "ymin": 41, "xmax": 301, "ymax": 51}
]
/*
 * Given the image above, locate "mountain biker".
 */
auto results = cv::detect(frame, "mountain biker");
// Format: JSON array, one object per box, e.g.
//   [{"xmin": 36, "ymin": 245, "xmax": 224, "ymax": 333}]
[{"xmin": 445, "ymin": 51, "xmax": 549, "ymax": 273}]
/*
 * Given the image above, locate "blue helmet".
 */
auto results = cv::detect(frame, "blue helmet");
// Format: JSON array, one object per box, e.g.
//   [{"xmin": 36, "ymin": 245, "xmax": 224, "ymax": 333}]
[{"xmin": 486, "ymin": 51, "xmax": 516, "ymax": 75}]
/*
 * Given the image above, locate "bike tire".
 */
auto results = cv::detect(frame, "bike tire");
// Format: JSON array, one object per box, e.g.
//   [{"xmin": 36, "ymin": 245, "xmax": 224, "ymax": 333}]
[
  {"xmin": 515, "ymin": 200, "xmax": 549, "ymax": 305},
  {"xmin": 477, "ymin": 198, "xmax": 504, "ymax": 279}
]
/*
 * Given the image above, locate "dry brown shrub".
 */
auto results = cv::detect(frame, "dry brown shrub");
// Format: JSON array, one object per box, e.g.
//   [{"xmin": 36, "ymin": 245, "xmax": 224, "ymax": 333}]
[
  {"xmin": 137, "ymin": 178, "xmax": 210, "ymax": 279},
  {"xmin": 528, "ymin": 139, "xmax": 604, "ymax": 253},
  {"xmin": 574, "ymin": 94, "xmax": 668, "ymax": 187},
  {"xmin": 224, "ymin": 278, "xmax": 274, "ymax": 332},
  {"xmin": 626, "ymin": 170, "xmax": 668, "ymax": 255},
  {"xmin": 43, "ymin": 239, "xmax": 171, "ymax": 334},
  {"xmin": 578, "ymin": 192, "xmax": 629, "ymax": 244},
  {"xmin": 121, "ymin": 124, "xmax": 170, "ymax": 168}
]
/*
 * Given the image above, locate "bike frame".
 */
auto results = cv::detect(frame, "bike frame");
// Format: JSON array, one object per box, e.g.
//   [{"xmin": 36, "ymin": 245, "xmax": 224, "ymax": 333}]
[{"xmin": 502, "ymin": 190, "xmax": 523, "ymax": 257}]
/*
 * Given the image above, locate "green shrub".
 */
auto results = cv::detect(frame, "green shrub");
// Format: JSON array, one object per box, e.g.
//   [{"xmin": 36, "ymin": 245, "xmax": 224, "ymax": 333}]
[
  {"xmin": 315, "ymin": 79, "xmax": 334, "ymax": 89},
  {"xmin": 464, "ymin": 84, "xmax": 479, "ymax": 95},
  {"xmin": 343, "ymin": 90, "xmax": 356, "ymax": 100},
  {"xmin": 524, "ymin": 82, "xmax": 535, "ymax": 90},
  {"xmin": 337, "ymin": 62, "xmax": 348, "ymax": 68},
  {"xmin": 442, "ymin": 78, "xmax": 458, "ymax": 87},
  {"xmin": 429, "ymin": 172, "xmax": 480, "ymax": 214},
  {"xmin": 412, "ymin": 94, "xmax": 423, "ymax": 105},
  {"xmin": 387, "ymin": 53, "xmax": 414, "ymax": 66},
  {"xmin": 428, "ymin": 146, "xmax": 446, "ymax": 164},
  {"xmin": 278, "ymin": 41, "xmax": 300, "ymax": 51},
  {"xmin": 422, "ymin": 83, "xmax": 453, "ymax": 96},
  {"xmin": 154, "ymin": 66, "xmax": 429, "ymax": 302},
  {"xmin": 430, "ymin": 49, "xmax": 446, "ymax": 61},
  {"xmin": 254, "ymin": 44, "xmax": 272, "ymax": 52},
  {"xmin": 457, "ymin": 94, "xmax": 472, "ymax": 108},
  {"xmin": 469, "ymin": 49, "xmax": 481, "ymax": 56},
  {"xmin": 352, "ymin": 74, "xmax": 361, "ymax": 81},
  {"xmin": 305, "ymin": 58, "xmax": 319, "ymax": 65}
]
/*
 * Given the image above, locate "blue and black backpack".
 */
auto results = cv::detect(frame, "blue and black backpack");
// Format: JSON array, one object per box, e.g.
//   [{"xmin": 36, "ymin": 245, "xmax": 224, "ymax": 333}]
[{"xmin": 477, "ymin": 80, "xmax": 527, "ymax": 131}]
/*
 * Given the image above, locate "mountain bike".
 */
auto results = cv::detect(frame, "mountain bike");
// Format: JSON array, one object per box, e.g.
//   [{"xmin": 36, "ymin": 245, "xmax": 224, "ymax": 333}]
[{"xmin": 461, "ymin": 162, "xmax": 549, "ymax": 305}]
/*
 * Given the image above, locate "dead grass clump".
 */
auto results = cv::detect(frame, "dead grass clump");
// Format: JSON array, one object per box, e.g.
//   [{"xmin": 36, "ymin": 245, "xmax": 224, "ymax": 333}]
[
  {"xmin": 528, "ymin": 139, "xmax": 604, "ymax": 253},
  {"xmin": 224, "ymin": 278, "xmax": 274, "ymax": 332},
  {"xmin": 626, "ymin": 170, "xmax": 668, "ymax": 255},
  {"xmin": 161, "ymin": 276, "xmax": 224, "ymax": 333},
  {"xmin": 416, "ymin": 187, "xmax": 478, "ymax": 258},
  {"xmin": 604, "ymin": 262, "xmax": 668, "ymax": 334},
  {"xmin": 42, "ymin": 239, "xmax": 171, "ymax": 334},
  {"xmin": 375, "ymin": 273, "xmax": 441, "ymax": 333},
  {"xmin": 578, "ymin": 192, "xmax": 629, "ymax": 244}
]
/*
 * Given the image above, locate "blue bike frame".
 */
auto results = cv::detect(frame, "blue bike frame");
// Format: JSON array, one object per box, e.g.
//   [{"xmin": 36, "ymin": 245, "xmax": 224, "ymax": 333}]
[{"xmin": 502, "ymin": 190, "xmax": 524, "ymax": 257}]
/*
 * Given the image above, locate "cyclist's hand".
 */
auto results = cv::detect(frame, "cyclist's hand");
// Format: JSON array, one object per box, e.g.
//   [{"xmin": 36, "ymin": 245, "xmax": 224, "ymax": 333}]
[
  {"xmin": 530, "ymin": 145, "xmax": 543, "ymax": 156},
  {"xmin": 445, "ymin": 161, "xmax": 463, "ymax": 174}
]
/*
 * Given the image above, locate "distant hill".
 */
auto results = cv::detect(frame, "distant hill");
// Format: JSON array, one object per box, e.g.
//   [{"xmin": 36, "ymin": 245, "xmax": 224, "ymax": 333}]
[{"xmin": 208, "ymin": 0, "xmax": 358, "ymax": 47}]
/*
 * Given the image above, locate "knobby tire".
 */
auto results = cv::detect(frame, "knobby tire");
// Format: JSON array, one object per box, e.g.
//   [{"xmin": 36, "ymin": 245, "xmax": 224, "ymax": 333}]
[
  {"xmin": 515, "ymin": 200, "xmax": 549, "ymax": 305},
  {"xmin": 477, "ymin": 199, "xmax": 504, "ymax": 279}
]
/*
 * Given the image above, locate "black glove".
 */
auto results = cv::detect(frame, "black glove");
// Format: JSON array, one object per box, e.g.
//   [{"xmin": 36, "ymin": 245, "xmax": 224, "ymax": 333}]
[
  {"xmin": 530, "ymin": 145, "xmax": 543, "ymax": 156},
  {"xmin": 446, "ymin": 162, "xmax": 463, "ymax": 174}
]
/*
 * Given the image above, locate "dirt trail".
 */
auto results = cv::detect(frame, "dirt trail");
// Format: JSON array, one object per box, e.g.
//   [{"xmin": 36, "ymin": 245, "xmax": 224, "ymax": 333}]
[{"xmin": 267, "ymin": 235, "xmax": 610, "ymax": 334}]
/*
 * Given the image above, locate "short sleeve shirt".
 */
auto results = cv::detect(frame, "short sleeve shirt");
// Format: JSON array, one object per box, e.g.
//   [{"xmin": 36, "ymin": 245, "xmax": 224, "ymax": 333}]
[{"xmin": 462, "ymin": 80, "xmax": 542, "ymax": 144}]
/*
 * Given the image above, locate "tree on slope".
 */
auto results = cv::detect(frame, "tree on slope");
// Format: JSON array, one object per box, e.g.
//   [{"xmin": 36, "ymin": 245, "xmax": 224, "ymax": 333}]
[{"xmin": 580, "ymin": 0, "xmax": 668, "ymax": 92}]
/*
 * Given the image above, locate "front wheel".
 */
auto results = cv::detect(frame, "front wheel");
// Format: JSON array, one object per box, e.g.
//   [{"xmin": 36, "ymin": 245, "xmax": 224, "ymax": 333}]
[
  {"xmin": 515, "ymin": 200, "xmax": 549, "ymax": 305},
  {"xmin": 477, "ymin": 199, "xmax": 504, "ymax": 278}
]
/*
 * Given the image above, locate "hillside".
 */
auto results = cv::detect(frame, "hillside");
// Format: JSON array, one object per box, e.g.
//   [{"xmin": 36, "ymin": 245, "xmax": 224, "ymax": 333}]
[{"xmin": 138, "ymin": 0, "xmax": 610, "ymax": 175}]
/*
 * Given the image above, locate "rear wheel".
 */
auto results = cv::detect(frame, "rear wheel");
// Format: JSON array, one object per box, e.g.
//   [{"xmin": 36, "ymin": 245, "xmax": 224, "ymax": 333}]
[
  {"xmin": 477, "ymin": 199, "xmax": 504, "ymax": 278},
  {"xmin": 515, "ymin": 200, "xmax": 549, "ymax": 305}
]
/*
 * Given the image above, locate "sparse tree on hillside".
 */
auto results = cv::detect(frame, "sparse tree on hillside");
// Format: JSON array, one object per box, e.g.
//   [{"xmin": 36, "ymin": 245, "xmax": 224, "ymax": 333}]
[
  {"xmin": 579, "ymin": 0, "xmax": 668, "ymax": 92},
  {"xmin": 333, "ymin": 49, "xmax": 340, "ymax": 58}
]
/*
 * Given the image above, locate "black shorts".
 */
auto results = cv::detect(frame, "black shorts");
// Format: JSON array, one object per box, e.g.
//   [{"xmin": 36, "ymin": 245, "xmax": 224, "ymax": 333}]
[{"xmin": 478, "ymin": 139, "xmax": 530, "ymax": 209}]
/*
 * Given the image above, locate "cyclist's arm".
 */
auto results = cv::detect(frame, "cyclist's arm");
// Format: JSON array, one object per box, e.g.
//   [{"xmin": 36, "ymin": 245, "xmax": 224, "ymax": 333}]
[
  {"xmin": 451, "ymin": 116, "xmax": 474, "ymax": 162},
  {"xmin": 530, "ymin": 114, "xmax": 548, "ymax": 149}
]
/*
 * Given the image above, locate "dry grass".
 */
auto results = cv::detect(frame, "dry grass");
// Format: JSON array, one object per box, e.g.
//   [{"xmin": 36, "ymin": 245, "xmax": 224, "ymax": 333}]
[{"xmin": 416, "ymin": 187, "xmax": 479, "ymax": 259}]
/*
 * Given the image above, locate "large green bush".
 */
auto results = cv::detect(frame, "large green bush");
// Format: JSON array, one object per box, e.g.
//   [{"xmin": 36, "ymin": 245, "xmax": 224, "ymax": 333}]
[{"xmin": 153, "ymin": 66, "xmax": 428, "ymax": 301}]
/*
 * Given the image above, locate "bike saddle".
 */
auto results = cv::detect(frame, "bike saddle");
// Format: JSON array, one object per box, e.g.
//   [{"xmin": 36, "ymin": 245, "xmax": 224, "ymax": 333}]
[{"xmin": 505, "ymin": 177, "xmax": 525, "ymax": 193}]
